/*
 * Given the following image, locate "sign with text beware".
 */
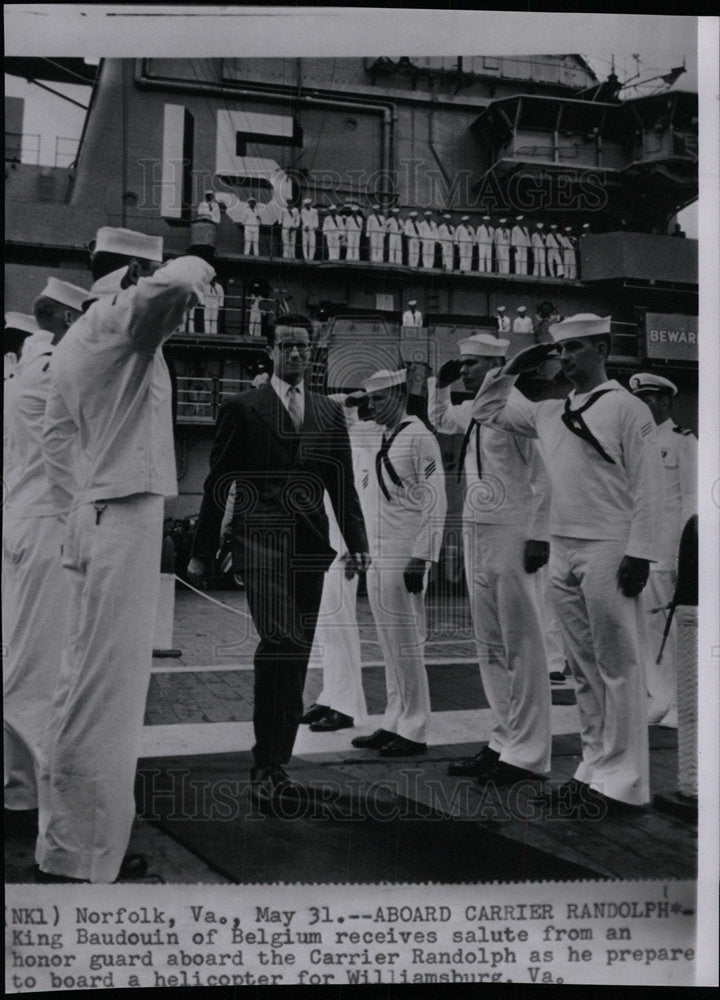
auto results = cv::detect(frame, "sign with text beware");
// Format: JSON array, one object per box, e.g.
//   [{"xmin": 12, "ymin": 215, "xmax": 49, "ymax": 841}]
[{"xmin": 645, "ymin": 313, "xmax": 698, "ymax": 362}]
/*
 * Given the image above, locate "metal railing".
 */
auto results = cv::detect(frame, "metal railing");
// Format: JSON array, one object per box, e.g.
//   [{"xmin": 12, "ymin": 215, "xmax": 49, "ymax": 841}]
[
  {"xmin": 176, "ymin": 376, "xmax": 255, "ymax": 423},
  {"xmin": 5, "ymin": 131, "xmax": 41, "ymax": 165},
  {"xmin": 54, "ymin": 136, "xmax": 79, "ymax": 168}
]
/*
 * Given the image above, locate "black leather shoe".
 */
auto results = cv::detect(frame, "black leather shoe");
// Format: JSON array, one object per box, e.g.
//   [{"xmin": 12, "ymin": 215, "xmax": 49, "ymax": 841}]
[
  {"xmin": 549, "ymin": 671, "xmax": 567, "ymax": 684},
  {"xmin": 351, "ymin": 729, "xmax": 395, "ymax": 749},
  {"xmin": 310, "ymin": 711, "xmax": 353, "ymax": 732},
  {"xmin": 378, "ymin": 736, "xmax": 427, "ymax": 757},
  {"xmin": 4, "ymin": 807, "xmax": 39, "ymax": 836},
  {"xmin": 249, "ymin": 765, "xmax": 308, "ymax": 810},
  {"xmin": 300, "ymin": 703, "xmax": 330, "ymax": 725},
  {"xmin": 539, "ymin": 779, "xmax": 614, "ymax": 820},
  {"xmin": 447, "ymin": 745, "xmax": 499, "ymax": 777},
  {"xmin": 476, "ymin": 761, "xmax": 547, "ymax": 787}
]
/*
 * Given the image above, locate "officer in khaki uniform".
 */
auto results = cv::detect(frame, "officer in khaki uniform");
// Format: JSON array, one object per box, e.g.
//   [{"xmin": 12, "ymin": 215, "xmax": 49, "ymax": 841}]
[{"xmin": 630, "ymin": 372, "xmax": 697, "ymax": 728}]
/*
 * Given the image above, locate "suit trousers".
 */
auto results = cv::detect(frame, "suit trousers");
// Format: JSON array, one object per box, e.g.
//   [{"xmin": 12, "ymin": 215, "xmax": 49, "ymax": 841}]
[
  {"xmin": 237, "ymin": 533, "xmax": 326, "ymax": 768},
  {"xmin": 642, "ymin": 570, "xmax": 678, "ymax": 726},
  {"xmin": 367, "ymin": 559, "xmax": 431, "ymax": 744},
  {"xmin": 3, "ymin": 514, "xmax": 68, "ymax": 810},
  {"xmin": 35, "ymin": 494, "xmax": 163, "ymax": 882},
  {"xmin": 311, "ymin": 560, "xmax": 367, "ymax": 722},
  {"xmin": 463, "ymin": 522, "xmax": 552, "ymax": 773},
  {"xmin": 548, "ymin": 535, "xmax": 650, "ymax": 805}
]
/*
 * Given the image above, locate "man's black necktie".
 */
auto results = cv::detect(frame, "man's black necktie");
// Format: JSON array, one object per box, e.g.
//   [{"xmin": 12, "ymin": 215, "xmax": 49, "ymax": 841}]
[
  {"xmin": 560, "ymin": 389, "xmax": 615, "ymax": 463},
  {"xmin": 457, "ymin": 420, "xmax": 481, "ymax": 484},
  {"xmin": 376, "ymin": 421, "xmax": 412, "ymax": 501}
]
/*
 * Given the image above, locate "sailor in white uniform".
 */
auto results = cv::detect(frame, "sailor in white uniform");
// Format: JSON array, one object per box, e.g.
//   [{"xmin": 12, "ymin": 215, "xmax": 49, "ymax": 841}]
[
  {"xmin": 280, "ymin": 204, "xmax": 300, "ymax": 259},
  {"xmin": 404, "ymin": 212, "xmax": 421, "ymax": 268},
  {"xmin": 511, "ymin": 215, "xmax": 531, "ymax": 275},
  {"xmin": 3, "ymin": 279, "xmax": 87, "ymax": 822},
  {"xmin": 455, "ymin": 216, "xmax": 474, "ymax": 272},
  {"xmin": 437, "ymin": 214, "xmax": 455, "ymax": 271},
  {"xmin": 476, "ymin": 216, "xmax": 494, "ymax": 273},
  {"xmin": 402, "ymin": 300, "xmax": 423, "ymax": 328},
  {"xmin": 545, "ymin": 224, "xmax": 563, "ymax": 277},
  {"xmin": 303, "ymin": 394, "xmax": 378, "ymax": 732},
  {"xmin": 386, "ymin": 208, "xmax": 403, "ymax": 265},
  {"xmin": 629, "ymin": 373, "xmax": 698, "ymax": 728},
  {"xmin": 240, "ymin": 197, "xmax": 262, "ymax": 256},
  {"xmin": 495, "ymin": 305, "xmax": 511, "ymax": 335},
  {"xmin": 419, "ymin": 210, "xmax": 437, "ymax": 268},
  {"xmin": 197, "ymin": 190, "xmax": 221, "ymax": 224},
  {"xmin": 366, "ymin": 204, "xmax": 386, "ymax": 264},
  {"xmin": 494, "ymin": 219, "xmax": 511, "ymax": 274},
  {"xmin": 531, "ymin": 223, "xmax": 547, "ymax": 277},
  {"xmin": 429, "ymin": 334, "xmax": 552, "ymax": 783},
  {"xmin": 472, "ymin": 314, "xmax": 665, "ymax": 815},
  {"xmin": 345, "ymin": 205, "xmax": 363, "ymax": 262},
  {"xmin": 37, "ymin": 228, "xmax": 214, "ymax": 882},
  {"xmin": 301, "ymin": 199, "xmax": 318, "ymax": 261},
  {"xmin": 562, "ymin": 226, "xmax": 578, "ymax": 280},
  {"xmin": 351, "ymin": 369, "xmax": 447, "ymax": 757},
  {"xmin": 322, "ymin": 205, "xmax": 343, "ymax": 261}
]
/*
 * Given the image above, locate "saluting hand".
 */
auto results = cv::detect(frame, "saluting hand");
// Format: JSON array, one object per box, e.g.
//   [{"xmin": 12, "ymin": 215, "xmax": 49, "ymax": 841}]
[{"xmin": 438, "ymin": 359, "xmax": 462, "ymax": 388}]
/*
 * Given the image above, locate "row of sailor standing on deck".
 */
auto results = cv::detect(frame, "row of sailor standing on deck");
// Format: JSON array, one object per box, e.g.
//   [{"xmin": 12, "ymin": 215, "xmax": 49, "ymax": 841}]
[{"xmin": 197, "ymin": 190, "xmax": 585, "ymax": 275}]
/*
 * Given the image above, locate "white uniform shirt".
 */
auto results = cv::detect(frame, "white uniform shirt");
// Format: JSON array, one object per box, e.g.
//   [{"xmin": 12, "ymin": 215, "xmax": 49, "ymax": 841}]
[
  {"xmin": 476, "ymin": 223, "xmax": 494, "ymax": 244},
  {"xmin": 5, "ymin": 329, "xmax": 66, "ymax": 518},
  {"xmin": 511, "ymin": 224, "xmax": 531, "ymax": 248},
  {"xmin": 419, "ymin": 219, "xmax": 437, "ymax": 239},
  {"xmin": 494, "ymin": 227, "xmax": 511, "ymax": 248},
  {"xmin": 301, "ymin": 206, "xmax": 319, "ymax": 230},
  {"xmin": 281, "ymin": 207, "xmax": 299, "ymax": 229},
  {"xmin": 362, "ymin": 415, "xmax": 447, "ymax": 562},
  {"xmin": 472, "ymin": 374, "xmax": 664, "ymax": 559},
  {"xmin": 197, "ymin": 199, "xmax": 221, "ymax": 224},
  {"xmin": 345, "ymin": 213, "xmax": 363, "ymax": 234},
  {"xmin": 42, "ymin": 256, "xmax": 214, "ymax": 516},
  {"xmin": 653, "ymin": 417, "xmax": 698, "ymax": 569},
  {"xmin": 404, "ymin": 218, "xmax": 420, "ymax": 238},
  {"xmin": 385, "ymin": 216, "xmax": 402, "ymax": 236},
  {"xmin": 428, "ymin": 378, "xmax": 548, "ymax": 534},
  {"xmin": 323, "ymin": 214, "xmax": 342, "ymax": 234},
  {"xmin": 366, "ymin": 213, "xmax": 385, "ymax": 235},
  {"xmin": 239, "ymin": 202, "xmax": 262, "ymax": 227},
  {"xmin": 437, "ymin": 222, "xmax": 455, "ymax": 241},
  {"xmin": 544, "ymin": 231, "xmax": 560, "ymax": 251},
  {"xmin": 512, "ymin": 316, "xmax": 534, "ymax": 334},
  {"xmin": 402, "ymin": 308, "xmax": 423, "ymax": 327}
]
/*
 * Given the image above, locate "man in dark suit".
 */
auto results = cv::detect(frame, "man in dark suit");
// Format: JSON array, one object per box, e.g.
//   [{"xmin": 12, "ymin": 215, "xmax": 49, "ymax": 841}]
[{"xmin": 187, "ymin": 315, "xmax": 370, "ymax": 804}]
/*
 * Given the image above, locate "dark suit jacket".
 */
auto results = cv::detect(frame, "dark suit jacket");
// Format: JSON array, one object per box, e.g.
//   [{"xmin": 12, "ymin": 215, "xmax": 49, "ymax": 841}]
[{"xmin": 191, "ymin": 382, "xmax": 368, "ymax": 572}]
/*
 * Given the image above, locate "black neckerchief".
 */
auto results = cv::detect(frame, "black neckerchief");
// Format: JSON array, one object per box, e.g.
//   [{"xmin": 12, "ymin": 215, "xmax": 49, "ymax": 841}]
[
  {"xmin": 376, "ymin": 420, "xmax": 412, "ymax": 502},
  {"xmin": 457, "ymin": 419, "xmax": 481, "ymax": 484},
  {"xmin": 561, "ymin": 389, "xmax": 615, "ymax": 464}
]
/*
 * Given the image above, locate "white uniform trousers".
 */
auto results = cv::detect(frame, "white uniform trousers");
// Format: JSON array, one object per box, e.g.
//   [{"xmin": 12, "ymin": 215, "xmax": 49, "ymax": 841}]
[
  {"xmin": 463, "ymin": 522, "xmax": 552, "ymax": 773},
  {"xmin": 421, "ymin": 239, "xmax": 436, "ymax": 268},
  {"xmin": 440, "ymin": 240, "xmax": 454, "ymax": 270},
  {"xmin": 532, "ymin": 248, "xmax": 546, "ymax": 277},
  {"xmin": 345, "ymin": 231, "xmax": 360, "ymax": 261},
  {"xmin": 537, "ymin": 565, "xmax": 567, "ymax": 674},
  {"xmin": 458, "ymin": 243, "xmax": 473, "ymax": 272},
  {"xmin": 204, "ymin": 304, "xmax": 219, "ymax": 334},
  {"xmin": 36, "ymin": 494, "xmax": 164, "ymax": 882},
  {"xmin": 244, "ymin": 225, "xmax": 260, "ymax": 256},
  {"xmin": 310, "ymin": 560, "xmax": 367, "ymax": 722},
  {"xmin": 548, "ymin": 535, "xmax": 650, "ymax": 805},
  {"xmin": 3, "ymin": 515, "xmax": 68, "ymax": 810},
  {"xmin": 366, "ymin": 559, "xmax": 431, "ymax": 744},
  {"xmin": 369, "ymin": 233, "xmax": 384, "ymax": 263},
  {"xmin": 642, "ymin": 570, "xmax": 678, "ymax": 727},
  {"xmin": 282, "ymin": 227, "xmax": 296, "ymax": 258},
  {"xmin": 325, "ymin": 232, "xmax": 341, "ymax": 261},
  {"xmin": 388, "ymin": 234, "xmax": 403, "ymax": 265},
  {"xmin": 496, "ymin": 247, "xmax": 510, "ymax": 274},
  {"xmin": 563, "ymin": 249, "xmax": 577, "ymax": 280},
  {"xmin": 477, "ymin": 242, "xmax": 492, "ymax": 272},
  {"xmin": 407, "ymin": 237, "xmax": 420, "ymax": 268},
  {"xmin": 303, "ymin": 229, "xmax": 316, "ymax": 261},
  {"xmin": 514, "ymin": 247, "xmax": 528, "ymax": 275},
  {"xmin": 547, "ymin": 247, "xmax": 563, "ymax": 277}
]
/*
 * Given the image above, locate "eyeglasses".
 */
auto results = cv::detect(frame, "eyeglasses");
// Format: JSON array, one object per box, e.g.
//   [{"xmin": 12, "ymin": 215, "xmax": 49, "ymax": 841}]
[{"xmin": 276, "ymin": 343, "xmax": 311, "ymax": 355}]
